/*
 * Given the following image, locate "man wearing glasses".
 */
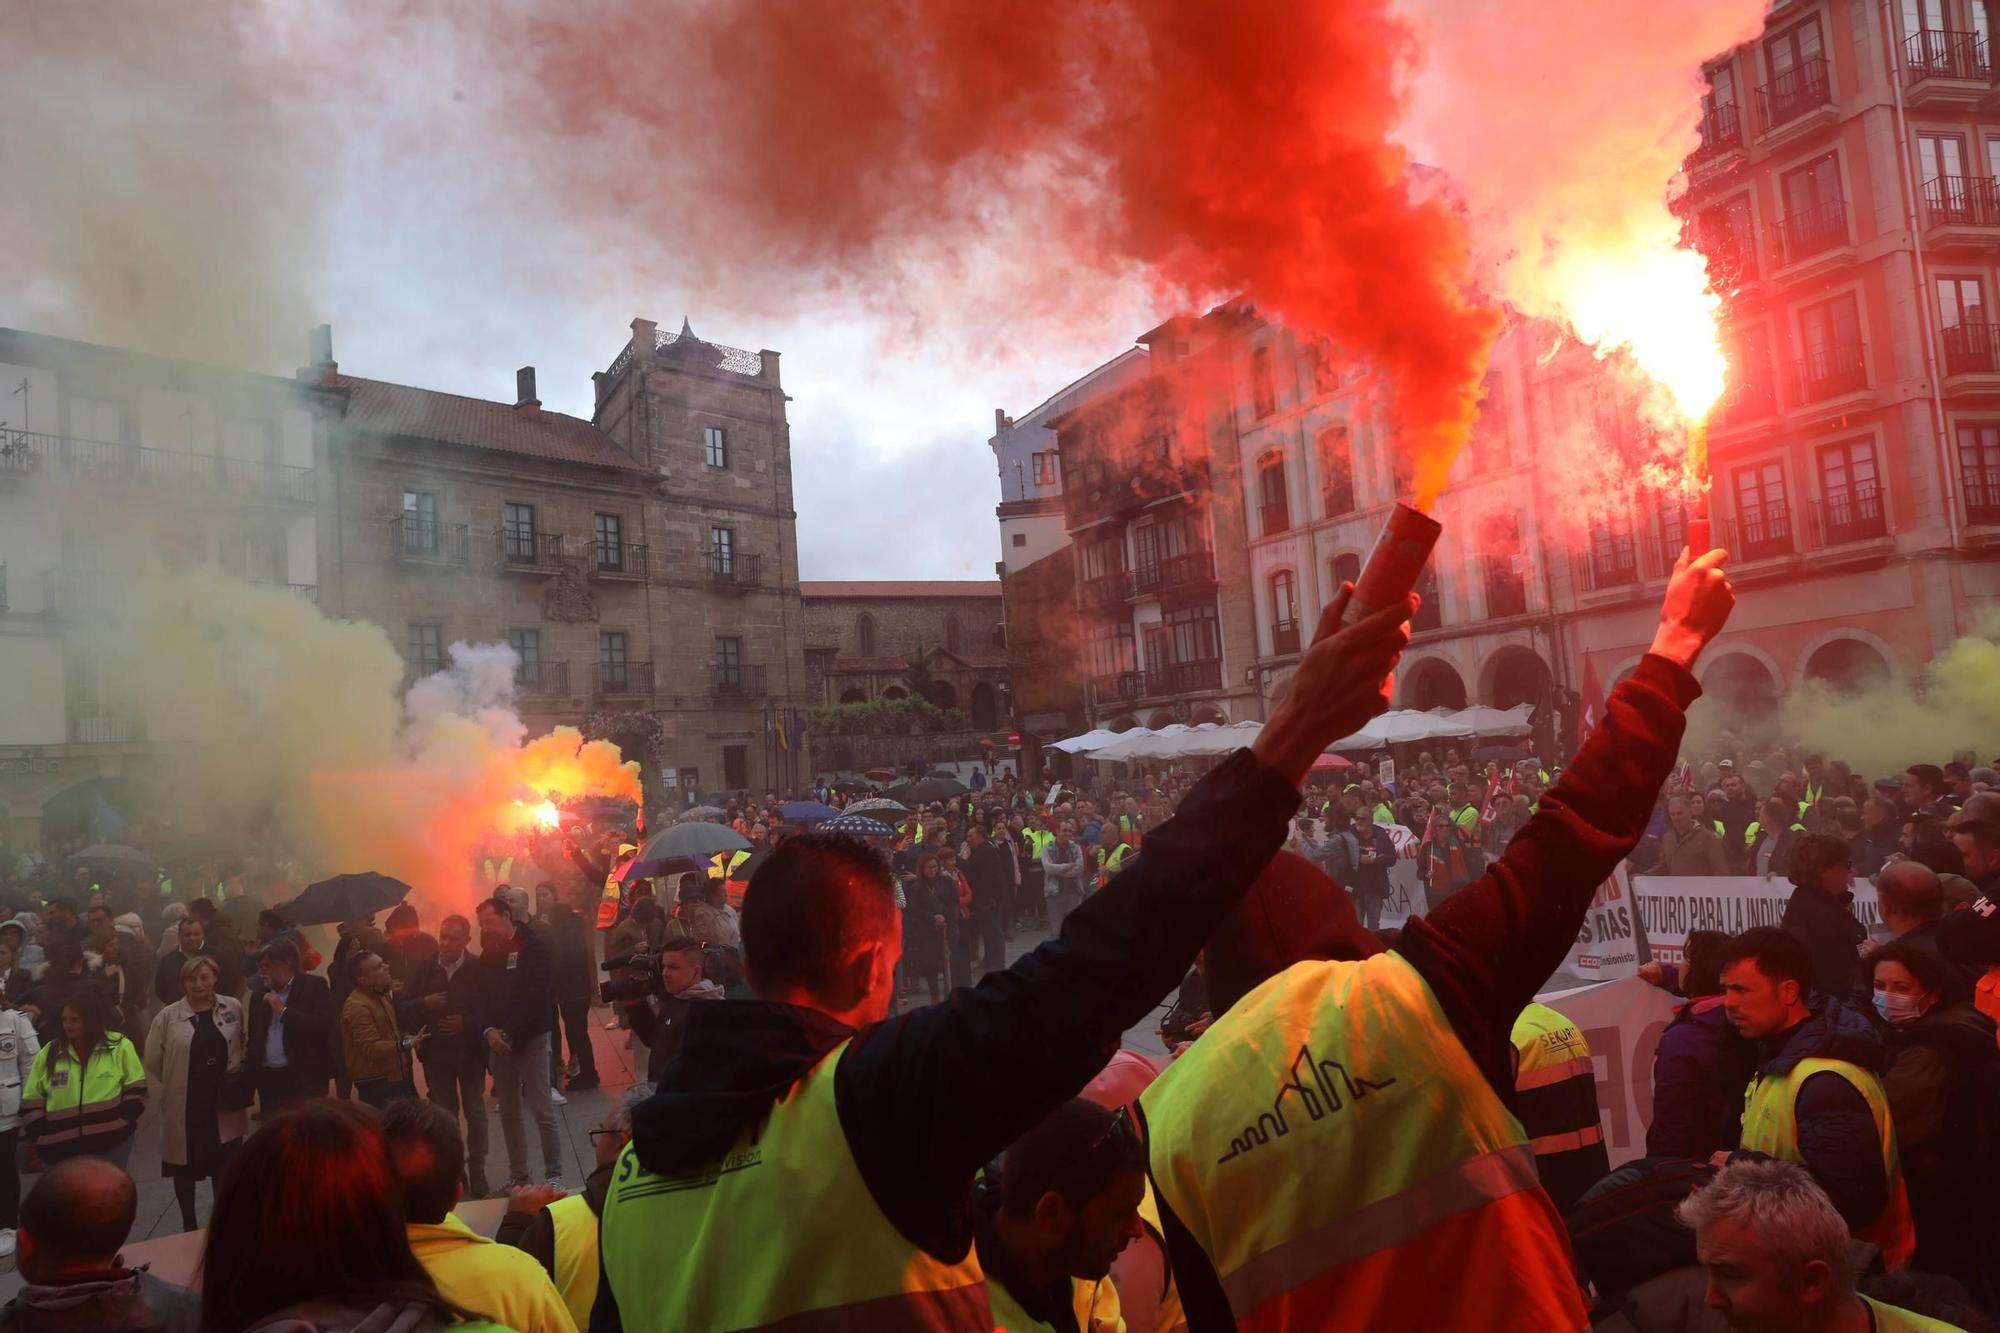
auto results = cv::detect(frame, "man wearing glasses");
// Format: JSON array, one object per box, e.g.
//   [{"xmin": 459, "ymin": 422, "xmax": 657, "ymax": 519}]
[{"xmin": 497, "ymin": 1083, "xmax": 654, "ymax": 1333}]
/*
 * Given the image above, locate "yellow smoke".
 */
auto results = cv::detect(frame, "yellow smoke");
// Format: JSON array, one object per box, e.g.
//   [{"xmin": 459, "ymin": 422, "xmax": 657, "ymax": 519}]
[{"xmin": 1777, "ymin": 624, "xmax": 2000, "ymax": 776}]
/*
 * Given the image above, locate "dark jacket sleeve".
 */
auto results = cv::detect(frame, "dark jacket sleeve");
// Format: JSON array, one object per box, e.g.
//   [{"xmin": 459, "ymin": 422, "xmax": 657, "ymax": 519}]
[
  {"xmin": 154, "ymin": 952, "xmax": 182, "ymax": 1006},
  {"xmin": 495, "ymin": 1206, "xmax": 558, "ymax": 1278},
  {"xmin": 836, "ymin": 748, "xmax": 1300, "ymax": 1260},
  {"xmin": 496, "ymin": 926, "xmax": 555, "ymax": 1046},
  {"xmin": 1645, "ymin": 1022, "xmax": 1717, "ymax": 1159},
  {"xmin": 1789, "ymin": 1070, "xmax": 1888, "ymax": 1231},
  {"xmin": 1396, "ymin": 654, "xmax": 1700, "ymax": 1097}
]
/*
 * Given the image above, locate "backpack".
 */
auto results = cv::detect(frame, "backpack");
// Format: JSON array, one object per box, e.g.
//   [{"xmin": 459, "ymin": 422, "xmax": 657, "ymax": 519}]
[{"xmin": 1564, "ymin": 1155, "xmax": 1717, "ymax": 1297}]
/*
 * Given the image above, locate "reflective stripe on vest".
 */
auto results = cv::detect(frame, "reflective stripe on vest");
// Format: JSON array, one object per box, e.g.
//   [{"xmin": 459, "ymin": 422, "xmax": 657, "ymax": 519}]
[
  {"xmin": 546, "ymin": 1192, "xmax": 598, "ymax": 1331},
  {"xmin": 1739, "ymin": 1056, "xmax": 1915, "ymax": 1272},
  {"xmin": 598, "ymin": 1040, "xmax": 988, "ymax": 1329},
  {"xmin": 596, "ymin": 874, "xmax": 621, "ymax": 929},
  {"xmin": 1140, "ymin": 952, "xmax": 1588, "ymax": 1332},
  {"xmin": 1861, "ymin": 1294, "xmax": 1966, "ymax": 1332}
]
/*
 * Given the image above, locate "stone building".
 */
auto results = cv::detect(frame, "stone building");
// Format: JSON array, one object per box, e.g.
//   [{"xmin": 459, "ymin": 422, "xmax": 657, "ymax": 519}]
[{"xmin": 314, "ymin": 315, "xmax": 809, "ymax": 799}]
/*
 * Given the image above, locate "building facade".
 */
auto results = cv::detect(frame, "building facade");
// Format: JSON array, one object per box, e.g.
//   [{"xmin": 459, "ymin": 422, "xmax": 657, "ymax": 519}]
[{"xmin": 0, "ymin": 313, "xmax": 811, "ymax": 846}]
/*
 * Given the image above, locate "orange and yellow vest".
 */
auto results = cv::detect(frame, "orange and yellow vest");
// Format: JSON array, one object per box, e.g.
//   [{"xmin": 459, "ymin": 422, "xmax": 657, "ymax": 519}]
[
  {"xmin": 1739, "ymin": 1055, "xmax": 1915, "ymax": 1272},
  {"xmin": 1139, "ymin": 952, "xmax": 1588, "ymax": 1332},
  {"xmin": 598, "ymin": 1040, "xmax": 988, "ymax": 1329}
]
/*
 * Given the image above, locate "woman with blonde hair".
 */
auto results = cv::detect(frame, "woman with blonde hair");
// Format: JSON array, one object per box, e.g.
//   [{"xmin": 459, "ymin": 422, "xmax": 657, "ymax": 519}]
[{"xmin": 145, "ymin": 953, "xmax": 247, "ymax": 1231}]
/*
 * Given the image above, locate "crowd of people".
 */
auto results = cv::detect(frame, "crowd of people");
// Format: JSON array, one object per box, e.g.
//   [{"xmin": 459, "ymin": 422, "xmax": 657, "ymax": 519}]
[{"xmin": 0, "ymin": 550, "xmax": 1995, "ymax": 1330}]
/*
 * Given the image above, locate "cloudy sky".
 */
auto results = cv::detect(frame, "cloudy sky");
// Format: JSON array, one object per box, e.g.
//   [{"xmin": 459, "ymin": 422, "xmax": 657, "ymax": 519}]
[{"xmin": 0, "ymin": 1, "xmax": 1165, "ymax": 582}]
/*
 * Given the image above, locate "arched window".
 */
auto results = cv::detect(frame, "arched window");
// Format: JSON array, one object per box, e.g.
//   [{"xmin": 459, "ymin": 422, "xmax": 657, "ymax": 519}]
[
  {"xmin": 944, "ymin": 612, "xmax": 962, "ymax": 655},
  {"xmin": 1332, "ymin": 552, "xmax": 1361, "ymax": 590},
  {"xmin": 1318, "ymin": 427, "xmax": 1355, "ymax": 515},
  {"xmin": 1270, "ymin": 570, "xmax": 1300, "ymax": 656},
  {"xmin": 1257, "ymin": 454, "xmax": 1290, "ymax": 535},
  {"xmin": 856, "ymin": 613, "xmax": 877, "ymax": 657}
]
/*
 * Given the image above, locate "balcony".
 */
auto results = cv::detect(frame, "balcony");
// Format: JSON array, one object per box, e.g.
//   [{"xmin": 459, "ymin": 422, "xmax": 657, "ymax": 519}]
[
  {"xmin": 515, "ymin": 660, "xmax": 570, "ymax": 697},
  {"xmin": 69, "ymin": 714, "xmax": 145, "ymax": 745},
  {"xmin": 596, "ymin": 660, "xmax": 654, "ymax": 697},
  {"xmin": 1810, "ymin": 486, "xmax": 1889, "ymax": 547},
  {"xmin": 1965, "ymin": 473, "xmax": 2000, "ymax": 524},
  {"xmin": 1080, "ymin": 571, "xmax": 1132, "ymax": 609},
  {"xmin": 1064, "ymin": 453, "xmax": 1209, "ymax": 529},
  {"xmin": 498, "ymin": 531, "xmax": 566, "ymax": 575},
  {"xmin": 392, "ymin": 516, "xmax": 469, "ymax": 566},
  {"xmin": 710, "ymin": 663, "xmax": 768, "ymax": 699},
  {"xmin": 1920, "ymin": 175, "xmax": 2000, "ymax": 246},
  {"xmin": 1903, "ymin": 29, "xmax": 1990, "ymax": 107},
  {"xmin": 0, "ymin": 429, "xmax": 316, "ymax": 506},
  {"xmin": 1575, "ymin": 537, "xmax": 1641, "ymax": 596},
  {"xmin": 1271, "ymin": 618, "xmax": 1301, "ymax": 658},
  {"xmin": 709, "ymin": 552, "xmax": 763, "ymax": 590},
  {"xmin": 1792, "ymin": 342, "xmax": 1869, "ymax": 407},
  {"xmin": 1131, "ymin": 548, "xmax": 1218, "ymax": 597},
  {"xmin": 286, "ymin": 583, "xmax": 318, "ymax": 605},
  {"xmin": 1711, "ymin": 376, "xmax": 1778, "ymax": 428},
  {"xmin": 1942, "ymin": 323, "xmax": 2000, "ymax": 381},
  {"xmin": 1089, "ymin": 670, "xmax": 1143, "ymax": 708},
  {"xmin": 589, "ymin": 542, "xmax": 649, "ymax": 582},
  {"xmin": 1773, "ymin": 198, "xmax": 1853, "ymax": 279},
  {"xmin": 1147, "ymin": 658, "xmax": 1224, "ymax": 695},
  {"xmin": 1755, "ymin": 57, "xmax": 1836, "ymax": 144},
  {"xmin": 1725, "ymin": 503, "xmax": 1796, "ymax": 563},
  {"xmin": 1689, "ymin": 104, "xmax": 1744, "ymax": 169}
]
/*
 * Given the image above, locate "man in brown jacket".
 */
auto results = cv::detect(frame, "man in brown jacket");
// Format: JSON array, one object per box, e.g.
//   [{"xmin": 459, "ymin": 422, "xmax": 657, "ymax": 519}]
[
  {"xmin": 1648, "ymin": 794, "xmax": 1732, "ymax": 876},
  {"xmin": 341, "ymin": 952, "xmax": 416, "ymax": 1108}
]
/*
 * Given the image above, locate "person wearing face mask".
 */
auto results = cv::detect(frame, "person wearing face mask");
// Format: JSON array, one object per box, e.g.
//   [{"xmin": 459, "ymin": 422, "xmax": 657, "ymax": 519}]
[{"xmin": 1869, "ymin": 939, "xmax": 2000, "ymax": 1313}]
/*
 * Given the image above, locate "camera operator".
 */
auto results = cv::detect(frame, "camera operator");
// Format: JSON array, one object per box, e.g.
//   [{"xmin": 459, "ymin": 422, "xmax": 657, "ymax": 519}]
[{"xmin": 610, "ymin": 939, "xmax": 723, "ymax": 1081}]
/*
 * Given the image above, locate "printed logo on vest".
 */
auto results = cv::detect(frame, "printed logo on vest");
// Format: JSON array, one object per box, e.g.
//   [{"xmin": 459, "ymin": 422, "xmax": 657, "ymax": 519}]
[{"xmin": 1218, "ymin": 1042, "xmax": 1397, "ymax": 1165}]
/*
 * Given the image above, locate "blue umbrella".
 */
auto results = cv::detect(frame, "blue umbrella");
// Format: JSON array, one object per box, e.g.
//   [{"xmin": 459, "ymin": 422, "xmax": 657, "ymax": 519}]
[
  {"xmin": 781, "ymin": 800, "xmax": 841, "ymax": 824},
  {"xmin": 618, "ymin": 854, "xmax": 709, "ymax": 886},
  {"xmin": 818, "ymin": 813, "xmax": 895, "ymax": 838}
]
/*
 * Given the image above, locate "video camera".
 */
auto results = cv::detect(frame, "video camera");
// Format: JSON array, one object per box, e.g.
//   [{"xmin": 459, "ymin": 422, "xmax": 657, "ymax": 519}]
[{"xmin": 600, "ymin": 951, "xmax": 660, "ymax": 1004}]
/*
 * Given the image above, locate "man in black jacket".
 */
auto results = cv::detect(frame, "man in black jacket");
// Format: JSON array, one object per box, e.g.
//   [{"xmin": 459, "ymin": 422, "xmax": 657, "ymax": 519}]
[
  {"xmin": 245, "ymin": 939, "xmax": 335, "ymax": 1113},
  {"xmin": 541, "ymin": 888, "xmax": 598, "ymax": 1092},
  {"xmin": 475, "ymin": 893, "xmax": 563, "ymax": 1190},
  {"xmin": 406, "ymin": 913, "xmax": 491, "ymax": 1197},
  {"xmin": 1779, "ymin": 834, "xmax": 1866, "ymax": 1003},
  {"xmin": 961, "ymin": 826, "xmax": 1014, "ymax": 972},
  {"xmin": 153, "ymin": 915, "xmax": 239, "ymax": 1007}
]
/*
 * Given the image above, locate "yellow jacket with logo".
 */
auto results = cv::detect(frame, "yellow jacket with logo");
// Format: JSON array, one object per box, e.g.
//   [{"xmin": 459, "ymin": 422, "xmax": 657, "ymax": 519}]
[{"xmin": 407, "ymin": 1213, "xmax": 578, "ymax": 1333}]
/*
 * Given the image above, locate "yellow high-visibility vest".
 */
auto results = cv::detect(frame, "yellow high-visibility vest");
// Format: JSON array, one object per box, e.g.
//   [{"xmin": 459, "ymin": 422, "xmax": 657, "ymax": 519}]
[
  {"xmin": 546, "ymin": 1192, "xmax": 598, "ymax": 1330},
  {"xmin": 598, "ymin": 1040, "xmax": 988, "ymax": 1329},
  {"xmin": 1140, "ymin": 952, "xmax": 1587, "ymax": 1331}
]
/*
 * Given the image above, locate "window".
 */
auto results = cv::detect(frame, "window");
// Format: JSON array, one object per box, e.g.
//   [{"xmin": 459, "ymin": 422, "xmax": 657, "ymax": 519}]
[
  {"xmin": 1085, "ymin": 621, "xmax": 1137, "ymax": 681},
  {"xmin": 1011, "ymin": 532, "xmax": 1026, "ymax": 547},
  {"xmin": 1332, "ymin": 552, "xmax": 1361, "ymax": 590},
  {"xmin": 1390, "ymin": 446, "xmax": 1415, "ymax": 501},
  {"xmin": 1904, "ymin": 1, "xmax": 1986, "ymax": 78},
  {"xmin": 503, "ymin": 502, "xmax": 537, "ymax": 562},
  {"xmin": 1318, "ymin": 427, "xmax": 1356, "ymax": 515},
  {"xmin": 1797, "ymin": 294, "xmax": 1865, "ymax": 398},
  {"xmin": 710, "ymin": 526, "xmax": 734, "ymax": 576},
  {"xmin": 722, "ymin": 744, "xmax": 749, "ymax": 790},
  {"xmin": 1696, "ymin": 195, "xmax": 1758, "ymax": 285},
  {"xmin": 1660, "ymin": 501, "xmax": 1690, "ymax": 563},
  {"xmin": 1939, "ymin": 275, "xmax": 1984, "ymax": 327},
  {"xmin": 402, "ymin": 490, "xmax": 438, "ymax": 556},
  {"xmin": 1031, "ymin": 451, "xmax": 1059, "ymax": 486},
  {"xmin": 1721, "ymin": 324, "xmax": 1777, "ymax": 419},
  {"xmin": 1958, "ymin": 421, "xmax": 2000, "ymax": 521},
  {"xmin": 1917, "ymin": 132, "xmax": 1974, "ymax": 223},
  {"xmin": 1257, "ymin": 454, "xmax": 1290, "ymax": 535},
  {"xmin": 1147, "ymin": 603, "xmax": 1223, "ymax": 680},
  {"xmin": 594, "ymin": 514, "xmax": 624, "ymax": 570},
  {"xmin": 1270, "ymin": 571, "xmax": 1300, "ymax": 656},
  {"xmin": 1817, "ymin": 440, "xmax": 1886, "ymax": 542},
  {"xmin": 1412, "ymin": 567, "xmax": 1443, "ymax": 632},
  {"xmin": 1778, "ymin": 154, "xmax": 1844, "ymax": 262},
  {"xmin": 1251, "ymin": 346, "xmax": 1277, "ymax": 419},
  {"xmin": 1938, "ymin": 276, "xmax": 1996, "ymax": 372},
  {"xmin": 508, "ymin": 628, "xmax": 541, "ymax": 686},
  {"xmin": 1482, "ymin": 514, "xmax": 1531, "ymax": 614},
  {"xmin": 857, "ymin": 613, "xmax": 878, "ymax": 657},
  {"xmin": 407, "ymin": 623, "xmax": 444, "ymax": 678},
  {"xmin": 715, "ymin": 635, "xmax": 743, "ymax": 689},
  {"xmin": 1080, "ymin": 536, "xmax": 1127, "ymax": 582},
  {"xmin": 600, "ymin": 631, "xmax": 629, "ymax": 691},
  {"xmin": 1698, "ymin": 61, "xmax": 1741, "ymax": 153},
  {"xmin": 1586, "ymin": 517, "xmax": 1638, "ymax": 589},
  {"xmin": 1732, "ymin": 462, "xmax": 1794, "ymax": 558},
  {"xmin": 704, "ymin": 425, "xmax": 729, "ymax": 468},
  {"xmin": 944, "ymin": 612, "xmax": 962, "ymax": 655},
  {"xmin": 1762, "ymin": 18, "xmax": 1828, "ymax": 126}
]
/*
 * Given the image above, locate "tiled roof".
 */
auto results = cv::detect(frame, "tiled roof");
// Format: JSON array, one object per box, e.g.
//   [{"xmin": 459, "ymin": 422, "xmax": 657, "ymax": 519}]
[
  {"xmin": 335, "ymin": 374, "xmax": 644, "ymax": 472},
  {"xmin": 800, "ymin": 580, "xmax": 1002, "ymax": 599}
]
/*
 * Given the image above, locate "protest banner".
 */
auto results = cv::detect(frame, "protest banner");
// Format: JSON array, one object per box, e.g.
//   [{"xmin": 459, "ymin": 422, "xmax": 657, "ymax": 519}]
[
  {"xmin": 1632, "ymin": 875, "xmax": 1882, "ymax": 965},
  {"xmin": 1538, "ymin": 975, "xmax": 1681, "ymax": 1169},
  {"xmin": 1557, "ymin": 863, "xmax": 1640, "ymax": 981}
]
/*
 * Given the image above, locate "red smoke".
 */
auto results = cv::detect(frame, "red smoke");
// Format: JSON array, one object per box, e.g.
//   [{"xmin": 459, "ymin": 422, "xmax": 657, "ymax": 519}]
[{"xmin": 517, "ymin": 0, "xmax": 1498, "ymax": 502}]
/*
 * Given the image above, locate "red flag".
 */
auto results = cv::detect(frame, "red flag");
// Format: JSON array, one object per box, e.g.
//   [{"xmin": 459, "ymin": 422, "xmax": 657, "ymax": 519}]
[{"xmin": 1578, "ymin": 654, "xmax": 1607, "ymax": 750}]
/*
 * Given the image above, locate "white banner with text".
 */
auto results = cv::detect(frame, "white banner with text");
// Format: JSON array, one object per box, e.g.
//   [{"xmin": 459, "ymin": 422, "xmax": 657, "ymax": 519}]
[{"xmin": 1631, "ymin": 875, "xmax": 1881, "ymax": 966}]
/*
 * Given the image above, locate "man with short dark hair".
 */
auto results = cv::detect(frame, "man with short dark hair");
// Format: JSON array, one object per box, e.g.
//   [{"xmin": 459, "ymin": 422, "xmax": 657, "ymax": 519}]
[
  {"xmin": 622, "ymin": 938, "xmax": 723, "ymax": 1081},
  {"xmin": 1904, "ymin": 764, "xmax": 1952, "ymax": 829},
  {"xmin": 1948, "ymin": 792, "xmax": 2000, "ymax": 898},
  {"xmin": 476, "ymin": 894, "xmax": 562, "ymax": 1190},
  {"xmin": 978, "ymin": 1098, "xmax": 1142, "ymax": 1330},
  {"xmin": 1717, "ymin": 927, "xmax": 1911, "ymax": 1269},
  {"xmin": 152, "ymin": 917, "xmax": 217, "ymax": 1007},
  {"xmin": 245, "ymin": 939, "xmax": 334, "ymax": 1113},
  {"xmin": 0, "ymin": 1157, "xmax": 197, "ymax": 1332},
  {"xmin": 595, "ymin": 589, "xmax": 1418, "ymax": 1330},
  {"xmin": 340, "ymin": 951, "xmax": 415, "ymax": 1109},
  {"xmin": 410, "ymin": 912, "xmax": 489, "ymax": 1197},
  {"xmin": 381, "ymin": 1100, "xmax": 577, "ymax": 1333},
  {"xmin": 1875, "ymin": 861, "xmax": 1945, "ymax": 953}
]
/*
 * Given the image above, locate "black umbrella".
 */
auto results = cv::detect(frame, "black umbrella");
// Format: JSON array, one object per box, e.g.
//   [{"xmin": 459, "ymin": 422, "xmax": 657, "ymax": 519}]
[
  {"xmin": 677, "ymin": 805, "xmax": 729, "ymax": 823},
  {"xmin": 818, "ymin": 814, "xmax": 896, "ymax": 838},
  {"xmin": 281, "ymin": 871, "xmax": 412, "ymax": 926},
  {"xmin": 640, "ymin": 822, "xmax": 751, "ymax": 861},
  {"xmin": 883, "ymin": 777, "xmax": 969, "ymax": 805}
]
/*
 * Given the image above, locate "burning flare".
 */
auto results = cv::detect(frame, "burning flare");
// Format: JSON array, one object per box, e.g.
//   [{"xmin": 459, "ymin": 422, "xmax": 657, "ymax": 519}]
[{"xmin": 1561, "ymin": 248, "xmax": 1728, "ymax": 421}]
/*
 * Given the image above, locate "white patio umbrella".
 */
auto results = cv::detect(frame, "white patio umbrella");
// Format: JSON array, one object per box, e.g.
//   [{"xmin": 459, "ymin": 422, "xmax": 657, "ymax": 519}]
[
  {"xmin": 1050, "ymin": 727, "xmax": 1131, "ymax": 755},
  {"xmin": 1090, "ymin": 723, "xmax": 1194, "ymax": 762}
]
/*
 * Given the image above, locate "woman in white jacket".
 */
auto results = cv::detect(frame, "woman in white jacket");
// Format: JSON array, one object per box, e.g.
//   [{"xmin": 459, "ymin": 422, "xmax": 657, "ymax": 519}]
[
  {"xmin": 145, "ymin": 954, "xmax": 248, "ymax": 1232},
  {"xmin": 0, "ymin": 999, "xmax": 41, "ymax": 1258}
]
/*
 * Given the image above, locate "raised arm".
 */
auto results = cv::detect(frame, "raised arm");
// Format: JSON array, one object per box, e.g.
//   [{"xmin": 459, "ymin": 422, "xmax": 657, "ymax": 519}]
[
  {"xmin": 838, "ymin": 585, "xmax": 1414, "ymax": 1253},
  {"xmin": 1398, "ymin": 550, "xmax": 1734, "ymax": 1090}
]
